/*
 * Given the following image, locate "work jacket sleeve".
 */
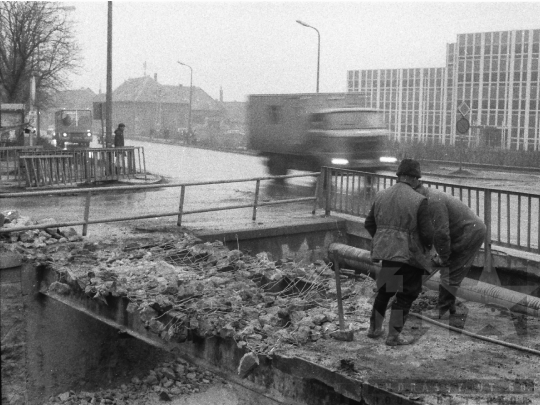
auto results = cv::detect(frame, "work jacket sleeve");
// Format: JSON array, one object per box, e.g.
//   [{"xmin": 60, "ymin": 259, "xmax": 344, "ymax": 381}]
[
  {"xmin": 417, "ymin": 199, "xmax": 434, "ymax": 250},
  {"xmin": 429, "ymin": 200, "xmax": 451, "ymax": 265},
  {"xmin": 364, "ymin": 203, "xmax": 377, "ymax": 238}
]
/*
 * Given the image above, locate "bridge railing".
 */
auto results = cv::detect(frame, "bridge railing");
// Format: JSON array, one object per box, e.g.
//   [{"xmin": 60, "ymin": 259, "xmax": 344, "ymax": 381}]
[
  {"xmin": 0, "ymin": 146, "xmax": 44, "ymax": 183},
  {"xmin": 2, "ymin": 147, "xmax": 146, "ymax": 188},
  {"xmin": 322, "ymin": 167, "xmax": 540, "ymax": 255},
  {"xmin": 0, "ymin": 172, "xmax": 321, "ymax": 236}
]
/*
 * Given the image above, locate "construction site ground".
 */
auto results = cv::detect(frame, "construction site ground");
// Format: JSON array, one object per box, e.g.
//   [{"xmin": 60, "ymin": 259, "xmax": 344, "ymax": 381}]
[{"xmin": 2, "ymin": 206, "xmax": 540, "ymax": 405}]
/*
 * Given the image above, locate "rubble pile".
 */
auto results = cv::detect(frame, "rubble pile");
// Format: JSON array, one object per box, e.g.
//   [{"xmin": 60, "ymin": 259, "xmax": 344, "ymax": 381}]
[
  {"xmin": 1, "ymin": 210, "xmax": 83, "ymax": 250},
  {"xmin": 42, "ymin": 356, "xmax": 221, "ymax": 405},
  {"xmin": 43, "ymin": 233, "xmax": 377, "ymax": 357}
]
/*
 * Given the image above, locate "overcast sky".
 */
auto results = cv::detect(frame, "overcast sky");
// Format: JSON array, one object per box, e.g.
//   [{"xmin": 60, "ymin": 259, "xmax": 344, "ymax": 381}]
[{"xmin": 66, "ymin": 1, "xmax": 540, "ymax": 102}]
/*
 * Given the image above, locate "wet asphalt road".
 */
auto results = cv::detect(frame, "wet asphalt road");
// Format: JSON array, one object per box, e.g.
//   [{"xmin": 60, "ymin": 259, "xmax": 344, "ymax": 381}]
[
  {"xmin": 4, "ymin": 140, "xmax": 539, "ymax": 238},
  {"xmin": 4, "ymin": 140, "xmax": 318, "ymax": 230}
]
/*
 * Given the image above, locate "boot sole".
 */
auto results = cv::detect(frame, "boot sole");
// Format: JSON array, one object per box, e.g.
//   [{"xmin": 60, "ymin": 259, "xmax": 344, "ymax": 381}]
[
  {"xmin": 367, "ymin": 329, "xmax": 385, "ymax": 339},
  {"xmin": 386, "ymin": 339, "xmax": 415, "ymax": 346}
]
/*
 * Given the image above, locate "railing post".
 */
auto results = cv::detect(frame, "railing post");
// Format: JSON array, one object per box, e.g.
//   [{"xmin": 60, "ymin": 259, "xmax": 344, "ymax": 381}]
[
  {"xmin": 484, "ymin": 189, "xmax": 492, "ymax": 273},
  {"xmin": 324, "ymin": 167, "xmax": 332, "ymax": 216},
  {"xmin": 252, "ymin": 179, "xmax": 260, "ymax": 221},
  {"xmin": 142, "ymin": 148, "xmax": 147, "ymax": 180},
  {"xmin": 177, "ymin": 185, "xmax": 186, "ymax": 226},
  {"xmin": 312, "ymin": 171, "xmax": 323, "ymax": 215},
  {"xmin": 82, "ymin": 191, "xmax": 92, "ymax": 236}
]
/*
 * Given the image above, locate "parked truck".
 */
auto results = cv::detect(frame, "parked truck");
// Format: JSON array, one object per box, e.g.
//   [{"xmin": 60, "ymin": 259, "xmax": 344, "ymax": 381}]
[
  {"xmin": 54, "ymin": 109, "xmax": 93, "ymax": 148},
  {"xmin": 247, "ymin": 93, "xmax": 396, "ymax": 175}
]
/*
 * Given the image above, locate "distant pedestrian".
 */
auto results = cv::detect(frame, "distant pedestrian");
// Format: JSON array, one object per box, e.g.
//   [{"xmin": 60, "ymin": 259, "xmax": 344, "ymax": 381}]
[
  {"xmin": 416, "ymin": 185, "xmax": 486, "ymax": 318},
  {"xmin": 364, "ymin": 159, "xmax": 434, "ymax": 346},
  {"xmin": 114, "ymin": 123, "xmax": 125, "ymax": 147}
]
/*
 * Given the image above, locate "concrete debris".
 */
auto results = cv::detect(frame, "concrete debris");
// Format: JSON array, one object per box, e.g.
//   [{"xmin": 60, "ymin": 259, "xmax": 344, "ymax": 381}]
[
  {"xmin": 2, "ymin": 224, "xmax": 379, "ymax": 360},
  {"xmin": 237, "ymin": 352, "xmax": 259, "ymax": 378},
  {"xmin": 1, "ymin": 211, "xmax": 84, "ymax": 265},
  {"xmin": 42, "ymin": 357, "xmax": 218, "ymax": 404}
]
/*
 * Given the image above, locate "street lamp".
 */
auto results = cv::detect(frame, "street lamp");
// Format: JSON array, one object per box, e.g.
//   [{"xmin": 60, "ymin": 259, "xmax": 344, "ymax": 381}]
[
  {"xmin": 177, "ymin": 61, "xmax": 193, "ymax": 140},
  {"xmin": 296, "ymin": 19, "xmax": 320, "ymax": 93}
]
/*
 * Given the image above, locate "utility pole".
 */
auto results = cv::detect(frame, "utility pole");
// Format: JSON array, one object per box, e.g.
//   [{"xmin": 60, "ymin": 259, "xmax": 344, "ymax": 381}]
[{"xmin": 105, "ymin": 1, "xmax": 113, "ymax": 147}]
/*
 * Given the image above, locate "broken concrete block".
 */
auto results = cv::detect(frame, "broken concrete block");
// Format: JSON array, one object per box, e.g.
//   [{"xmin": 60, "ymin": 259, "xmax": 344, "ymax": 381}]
[
  {"xmin": 49, "ymin": 281, "xmax": 71, "ymax": 296},
  {"xmin": 290, "ymin": 310, "xmax": 306, "ymax": 324},
  {"xmin": 330, "ymin": 329, "xmax": 354, "ymax": 342},
  {"xmin": 139, "ymin": 306, "xmax": 158, "ymax": 322},
  {"xmin": 311, "ymin": 313, "xmax": 328, "ymax": 325},
  {"xmin": 237, "ymin": 352, "xmax": 259, "ymax": 378}
]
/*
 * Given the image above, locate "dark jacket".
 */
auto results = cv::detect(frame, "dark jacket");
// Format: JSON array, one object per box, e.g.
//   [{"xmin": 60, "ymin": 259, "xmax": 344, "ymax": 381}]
[
  {"xmin": 418, "ymin": 187, "xmax": 486, "ymax": 266},
  {"xmin": 114, "ymin": 128, "xmax": 124, "ymax": 147},
  {"xmin": 365, "ymin": 182, "xmax": 434, "ymax": 271}
]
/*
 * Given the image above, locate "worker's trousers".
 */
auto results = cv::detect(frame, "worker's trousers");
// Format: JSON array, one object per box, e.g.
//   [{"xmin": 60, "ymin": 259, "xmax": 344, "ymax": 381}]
[
  {"xmin": 370, "ymin": 262, "xmax": 424, "ymax": 333},
  {"xmin": 439, "ymin": 230, "xmax": 486, "ymax": 309}
]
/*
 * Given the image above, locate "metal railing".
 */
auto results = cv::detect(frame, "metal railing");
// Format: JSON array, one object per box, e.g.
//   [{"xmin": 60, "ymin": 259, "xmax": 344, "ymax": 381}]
[
  {"xmin": 322, "ymin": 167, "xmax": 540, "ymax": 255},
  {"xmin": 0, "ymin": 172, "xmax": 320, "ymax": 236},
  {"xmin": 0, "ymin": 146, "xmax": 44, "ymax": 182},
  {"xmin": 2, "ymin": 147, "xmax": 146, "ymax": 188}
]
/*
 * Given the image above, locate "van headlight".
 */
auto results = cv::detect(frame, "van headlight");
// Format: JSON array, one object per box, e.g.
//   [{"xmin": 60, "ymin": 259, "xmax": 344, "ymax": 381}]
[
  {"xmin": 331, "ymin": 158, "xmax": 349, "ymax": 165},
  {"xmin": 380, "ymin": 157, "xmax": 397, "ymax": 163},
  {"xmin": 62, "ymin": 133, "xmax": 68, "ymax": 137}
]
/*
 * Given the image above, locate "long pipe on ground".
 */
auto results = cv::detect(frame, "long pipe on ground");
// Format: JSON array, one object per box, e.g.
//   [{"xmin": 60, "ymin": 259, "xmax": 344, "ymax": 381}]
[
  {"xmin": 328, "ymin": 243, "xmax": 540, "ymax": 318},
  {"xmin": 329, "ymin": 243, "xmax": 540, "ymax": 356}
]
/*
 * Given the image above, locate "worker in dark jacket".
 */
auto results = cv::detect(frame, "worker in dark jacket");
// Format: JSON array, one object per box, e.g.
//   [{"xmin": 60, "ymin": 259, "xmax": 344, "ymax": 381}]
[
  {"xmin": 114, "ymin": 123, "xmax": 125, "ymax": 147},
  {"xmin": 416, "ymin": 185, "xmax": 486, "ymax": 318},
  {"xmin": 364, "ymin": 159, "xmax": 434, "ymax": 346}
]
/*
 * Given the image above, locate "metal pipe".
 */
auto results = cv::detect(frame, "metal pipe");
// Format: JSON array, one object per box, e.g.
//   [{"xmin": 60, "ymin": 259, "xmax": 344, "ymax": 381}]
[
  {"xmin": 0, "ymin": 172, "xmax": 321, "ymax": 198},
  {"xmin": 177, "ymin": 185, "xmax": 185, "ymax": 226},
  {"xmin": 328, "ymin": 243, "xmax": 540, "ymax": 318},
  {"xmin": 82, "ymin": 191, "xmax": 91, "ymax": 236},
  {"xmin": 410, "ymin": 312, "xmax": 540, "ymax": 356},
  {"xmin": 252, "ymin": 179, "xmax": 260, "ymax": 221},
  {"xmin": 312, "ymin": 172, "xmax": 322, "ymax": 215},
  {"xmin": 484, "ymin": 189, "xmax": 493, "ymax": 273},
  {"xmin": 105, "ymin": 1, "xmax": 113, "ymax": 147},
  {"xmin": 296, "ymin": 20, "xmax": 320, "ymax": 93}
]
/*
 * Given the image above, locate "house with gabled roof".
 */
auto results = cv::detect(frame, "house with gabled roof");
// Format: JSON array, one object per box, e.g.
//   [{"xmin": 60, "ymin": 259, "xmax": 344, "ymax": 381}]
[{"xmin": 93, "ymin": 74, "xmax": 223, "ymax": 139}]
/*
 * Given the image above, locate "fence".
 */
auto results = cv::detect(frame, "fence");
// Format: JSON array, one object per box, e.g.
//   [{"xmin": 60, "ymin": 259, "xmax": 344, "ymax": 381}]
[
  {"xmin": 1, "ymin": 147, "xmax": 146, "ymax": 188},
  {"xmin": 0, "ymin": 146, "xmax": 44, "ymax": 182},
  {"xmin": 0, "ymin": 172, "xmax": 320, "ymax": 236},
  {"xmin": 322, "ymin": 167, "xmax": 540, "ymax": 255}
]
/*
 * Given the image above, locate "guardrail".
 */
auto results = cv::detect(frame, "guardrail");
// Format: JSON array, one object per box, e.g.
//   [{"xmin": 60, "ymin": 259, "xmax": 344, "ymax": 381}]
[
  {"xmin": 0, "ymin": 172, "xmax": 321, "ymax": 236},
  {"xmin": 19, "ymin": 147, "xmax": 146, "ymax": 188},
  {"xmin": 0, "ymin": 146, "xmax": 44, "ymax": 182},
  {"xmin": 1, "ymin": 147, "xmax": 146, "ymax": 187},
  {"xmin": 322, "ymin": 167, "xmax": 540, "ymax": 255}
]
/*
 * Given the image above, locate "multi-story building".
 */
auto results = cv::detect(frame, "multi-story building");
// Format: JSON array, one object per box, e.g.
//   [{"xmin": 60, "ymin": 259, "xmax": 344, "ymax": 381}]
[{"xmin": 347, "ymin": 28, "xmax": 540, "ymax": 151}]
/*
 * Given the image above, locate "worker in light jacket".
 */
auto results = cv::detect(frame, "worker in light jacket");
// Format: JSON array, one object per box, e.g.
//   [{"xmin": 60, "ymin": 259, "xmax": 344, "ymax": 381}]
[
  {"xmin": 364, "ymin": 159, "xmax": 434, "ymax": 346},
  {"xmin": 416, "ymin": 185, "xmax": 486, "ymax": 318}
]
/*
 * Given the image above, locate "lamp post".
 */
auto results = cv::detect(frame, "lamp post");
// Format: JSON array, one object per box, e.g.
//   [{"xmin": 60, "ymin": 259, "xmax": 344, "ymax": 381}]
[
  {"xmin": 296, "ymin": 19, "xmax": 320, "ymax": 93},
  {"xmin": 177, "ymin": 61, "xmax": 193, "ymax": 140}
]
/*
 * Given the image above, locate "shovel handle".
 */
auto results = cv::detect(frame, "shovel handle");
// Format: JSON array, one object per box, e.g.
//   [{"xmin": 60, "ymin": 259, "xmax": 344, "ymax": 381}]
[{"xmin": 332, "ymin": 250, "xmax": 346, "ymax": 331}]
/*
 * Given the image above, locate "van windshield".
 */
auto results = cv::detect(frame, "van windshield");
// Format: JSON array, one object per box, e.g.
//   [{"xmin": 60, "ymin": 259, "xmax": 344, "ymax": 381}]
[
  {"xmin": 310, "ymin": 111, "xmax": 386, "ymax": 130},
  {"xmin": 57, "ymin": 110, "xmax": 92, "ymax": 127}
]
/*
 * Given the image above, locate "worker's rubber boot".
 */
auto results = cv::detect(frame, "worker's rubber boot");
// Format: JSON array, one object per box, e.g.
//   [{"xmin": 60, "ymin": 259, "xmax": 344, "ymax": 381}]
[
  {"xmin": 385, "ymin": 309, "xmax": 415, "ymax": 346},
  {"xmin": 367, "ymin": 298, "xmax": 387, "ymax": 338},
  {"xmin": 438, "ymin": 284, "xmax": 457, "ymax": 318}
]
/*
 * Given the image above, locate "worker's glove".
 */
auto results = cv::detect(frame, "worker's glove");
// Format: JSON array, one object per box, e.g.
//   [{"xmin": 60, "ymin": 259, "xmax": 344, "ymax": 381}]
[{"xmin": 431, "ymin": 254, "xmax": 449, "ymax": 268}]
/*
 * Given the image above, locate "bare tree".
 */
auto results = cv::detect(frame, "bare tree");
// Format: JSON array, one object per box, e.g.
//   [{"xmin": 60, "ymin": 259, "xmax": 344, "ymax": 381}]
[{"xmin": 0, "ymin": 1, "xmax": 81, "ymax": 108}]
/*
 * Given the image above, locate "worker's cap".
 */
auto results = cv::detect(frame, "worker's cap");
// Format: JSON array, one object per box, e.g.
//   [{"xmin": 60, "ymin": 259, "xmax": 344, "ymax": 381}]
[
  {"xmin": 396, "ymin": 158, "xmax": 421, "ymax": 179},
  {"xmin": 118, "ymin": 123, "xmax": 125, "ymax": 128}
]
